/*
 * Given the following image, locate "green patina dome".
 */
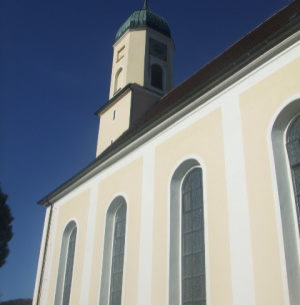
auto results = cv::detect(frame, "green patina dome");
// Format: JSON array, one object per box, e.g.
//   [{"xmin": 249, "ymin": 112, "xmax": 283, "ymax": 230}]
[{"xmin": 116, "ymin": 5, "xmax": 171, "ymax": 41}]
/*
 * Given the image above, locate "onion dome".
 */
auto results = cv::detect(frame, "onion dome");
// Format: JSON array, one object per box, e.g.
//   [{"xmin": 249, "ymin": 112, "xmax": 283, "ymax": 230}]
[{"xmin": 116, "ymin": 1, "xmax": 171, "ymax": 41}]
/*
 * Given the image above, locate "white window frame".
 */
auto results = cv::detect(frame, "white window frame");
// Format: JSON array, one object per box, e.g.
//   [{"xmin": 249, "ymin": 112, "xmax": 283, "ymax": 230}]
[
  {"xmin": 99, "ymin": 196, "xmax": 127, "ymax": 305},
  {"xmin": 54, "ymin": 221, "xmax": 77, "ymax": 305},
  {"xmin": 169, "ymin": 159, "xmax": 206, "ymax": 305},
  {"xmin": 271, "ymin": 99, "xmax": 300, "ymax": 305}
]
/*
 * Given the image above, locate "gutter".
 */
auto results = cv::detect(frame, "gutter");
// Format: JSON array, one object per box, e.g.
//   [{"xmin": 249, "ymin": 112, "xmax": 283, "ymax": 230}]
[{"xmin": 35, "ymin": 200, "xmax": 54, "ymax": 305}]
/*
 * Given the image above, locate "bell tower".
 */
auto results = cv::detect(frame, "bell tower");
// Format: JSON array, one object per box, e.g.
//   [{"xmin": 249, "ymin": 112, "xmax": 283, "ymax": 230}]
[{"xmin": 96, "ymin": 1, "xmax": 174, "ymax": 156}]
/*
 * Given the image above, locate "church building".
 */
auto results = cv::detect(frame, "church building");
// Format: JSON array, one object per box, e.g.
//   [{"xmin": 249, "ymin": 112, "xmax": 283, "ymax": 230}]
[{"xmin": 33, "ymin": 1, "xmax": 300, "ymax": 305}]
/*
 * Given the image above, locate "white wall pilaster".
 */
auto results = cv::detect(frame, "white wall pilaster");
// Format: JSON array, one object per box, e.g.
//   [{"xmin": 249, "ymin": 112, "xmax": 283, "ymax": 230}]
[
  {"xmin": 222, "ymin": 95, "xmax": 256, "ymax": 305},
  {"xmin": 137, "ymin": 147, "xmax": 155, "ymax": 305},
  {"xmin": 79, "ymin": 182, "xmax": 99, "ymax": 305}
]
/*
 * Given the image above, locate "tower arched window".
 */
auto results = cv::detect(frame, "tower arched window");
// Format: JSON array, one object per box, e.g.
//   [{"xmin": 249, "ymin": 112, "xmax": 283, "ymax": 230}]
[
  {"xmin": 169, "ymin": 159, "xmax": 206, "ymax": 305},
  {"xmin": 55, "ymin": 221, "xmax": 77, "ymax": 305},
  {"xmin": 99, "ymin": 197, "xmax": 127, "ymax": 305},
  {"xmin": 115, "ymin": 68, "xmax": 123, "ymax": 93},
  {"xmin": 151, "ymin": 64, "xmax": 163, "ymax": 90}
]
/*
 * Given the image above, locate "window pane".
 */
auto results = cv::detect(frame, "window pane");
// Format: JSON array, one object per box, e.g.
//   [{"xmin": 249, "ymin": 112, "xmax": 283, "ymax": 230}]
[
  {"xmin": 194, "ymin": 251, "xmax": 205, "ymax": 276},
  {"xmin": 293, "ymin": 166, "xmax": 300, "ymax": 194},
  {"xmin": 287, "ymin": 140, "xmax": 300, "ymax": 166},
  {"xmin": 287, "ymin": 116, "xmax": 300, "ymax": 142},
  {"xmin": 192, "ymin": 209, "xmax": 203, "ymax": 230},
  {"xmin": 192, "ymin": 188, "xmax": 202, "ymax": 209},
  {"xmin": 183, "ymin": 255, "xmax": 193, "ymax": 277},
  {"xmin": 183, "ymin": 212, "xmax": 193, "ymax": 233},
  {"xmin": 151, "ymin": 64, "xmax": 163, "ymax": 90},
  {"xmin": 193, "ymin": 230, "xmax": 202, "ymax": 252},
  {"xmin": 183, "ymin": 193, "xmax": 192, "ymax": 212},
  {"xmin": 183, "ymin": 278, "xmax": 194, "ymax": 301},
  {"xmin": 183, "ymin": 232, "xmax": 193, "ymax": 255},
  {"xmin": 113, "ymin": 255, "xmax": 119, "ymax": 272},
  {"xmin": 191, "ymin": 171, "xmax": 201, "ymax": 189}
]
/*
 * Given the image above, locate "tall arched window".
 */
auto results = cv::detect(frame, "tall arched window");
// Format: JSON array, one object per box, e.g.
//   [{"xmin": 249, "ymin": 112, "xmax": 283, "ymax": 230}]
[
  {"xmin": 151, "ymin": 64, "xmax": 163, "ymax": 90},
  {"xmin": 169, "ymin": 159, "xmax": 206, "ymax": 305},
  {"xmin": 115, "ymin": 68, "xmax": 123, "ymax": 93},
  {"xmin": 55, "ymin": 221, "xmax": 77, "ymax": 305},
  {"xmin": 182, "ymin": 168, "xmax": 206, "ymax": 305},
  {"xmin": 286, "ymin": 115, "xmax": 300, "ymax": 234},
  {"xmin": 181, "ymin": 168, "xmax": 206, "ymax": 305},
  {"xmin": 271, "ymin": 101, "xmax": 300, "ymax": 305},
  {"xmin": 100, "ymin": 197, "xmax": 127, "ymax": 305}
]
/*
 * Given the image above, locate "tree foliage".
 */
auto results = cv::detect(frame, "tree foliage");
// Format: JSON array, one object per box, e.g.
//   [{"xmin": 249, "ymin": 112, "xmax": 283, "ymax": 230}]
[{"xmin": 0, "ymin": 187, "xmax": 14, "ymax": 268}]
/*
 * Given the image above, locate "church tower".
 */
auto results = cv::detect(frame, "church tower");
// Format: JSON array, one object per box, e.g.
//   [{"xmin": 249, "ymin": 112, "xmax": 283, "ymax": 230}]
[{"xmin": 96, "ymin": 1, "xmax": 174, "ymax": 156}]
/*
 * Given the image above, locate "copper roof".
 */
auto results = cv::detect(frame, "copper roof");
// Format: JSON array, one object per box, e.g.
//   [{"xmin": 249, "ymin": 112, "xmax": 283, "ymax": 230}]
[{"xmin": 115, "ymin": 6, "xmax": 171, "ymax": 41}]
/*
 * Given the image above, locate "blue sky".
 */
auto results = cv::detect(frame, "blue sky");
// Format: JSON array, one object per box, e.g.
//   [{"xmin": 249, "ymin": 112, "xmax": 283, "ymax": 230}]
[{"xmin": 0, "ymin": 0, "xmax": 293, "ymax": 301}]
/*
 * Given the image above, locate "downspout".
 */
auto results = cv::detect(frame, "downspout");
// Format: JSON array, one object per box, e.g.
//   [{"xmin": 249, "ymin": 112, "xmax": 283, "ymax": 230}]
[{"xmin": 36, "ymin": 199, "xmax": 54, "ymax": 305}]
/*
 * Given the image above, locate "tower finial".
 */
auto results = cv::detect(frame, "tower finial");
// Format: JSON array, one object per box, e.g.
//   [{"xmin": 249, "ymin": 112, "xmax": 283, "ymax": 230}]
[{"xmin": 143, "ymin": 0, "xmax": 148, "ymax": 9}]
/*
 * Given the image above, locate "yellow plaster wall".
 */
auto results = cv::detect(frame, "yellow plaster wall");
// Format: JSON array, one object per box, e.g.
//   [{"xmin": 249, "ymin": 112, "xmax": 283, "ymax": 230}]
[
  {"xmin": 46, "ymin": 189, "xmax": 90, "ymax": 305},
  {"xmin": 109, "ymin": 30, "xmax": 147, "ymax": 98},
  {"xmin": 127, "ymin": 30, "xmax": 147, "ymax": 85},
  {"xmin": 109, "ymin": 34, "xmax": 130, "ymax": 98},
  {"xmin": 152, "ymin": 109, "xmax": 232, "ymax": 305},
  {"xmin": 88, "ymin": 157, "xmax": 143, "ymax": 305},
  {"xmin": 239, "ymin": 58, "xmax": 300, "ymax": 305},
  {"xmin": 44, "ymin": 47, "xmax": 300, "ymax": 305}
]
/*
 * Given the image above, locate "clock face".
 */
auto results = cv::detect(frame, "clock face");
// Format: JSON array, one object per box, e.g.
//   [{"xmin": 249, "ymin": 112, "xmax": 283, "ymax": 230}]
[{"xmin": 149, "ymin": 38, "xmax": 167, "ymax": 61}]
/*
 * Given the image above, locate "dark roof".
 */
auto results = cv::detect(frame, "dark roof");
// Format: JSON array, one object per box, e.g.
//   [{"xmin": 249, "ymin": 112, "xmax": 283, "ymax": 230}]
[
  {"xmin": 115, "ymin": 7, "xmax": 171, "ymax": 41},
  {"xmin": 38, "ymin": 1, "xmax": 300, "ymax": 206}
]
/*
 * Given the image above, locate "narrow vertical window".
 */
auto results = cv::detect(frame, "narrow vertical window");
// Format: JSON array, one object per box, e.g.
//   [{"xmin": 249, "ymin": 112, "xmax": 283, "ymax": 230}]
[
  {"xmin": 151, "ymin": 64, "xmax": 163, "ymax": 90},
  {"xmin": 115, "ymin": 68, "xmax": 123, "ymax": 93},
  {"xmin": 182, "ymin": 168, "xmax": 206, "ymax": 305},
  {"xmin": 109, "ymin": 203, "xmax": 127, "ymax": 305},
  {"xmin": 113, "ymin": 110, "xmax": 116, "ymax": 120},
  {"xmin": 286, "ymin": 115, "xmax": 300, "ymax": 234},
  {"xmin": 55, "ymin": 221, "xmax": 77, "ymax": 305},
  {"xmin": 117, "ymin": 46, "xmax": 125, "ymax": 61},
  {"xmin": 272, "ymin": 103, "xmax": 300, "ymax": 304}
]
